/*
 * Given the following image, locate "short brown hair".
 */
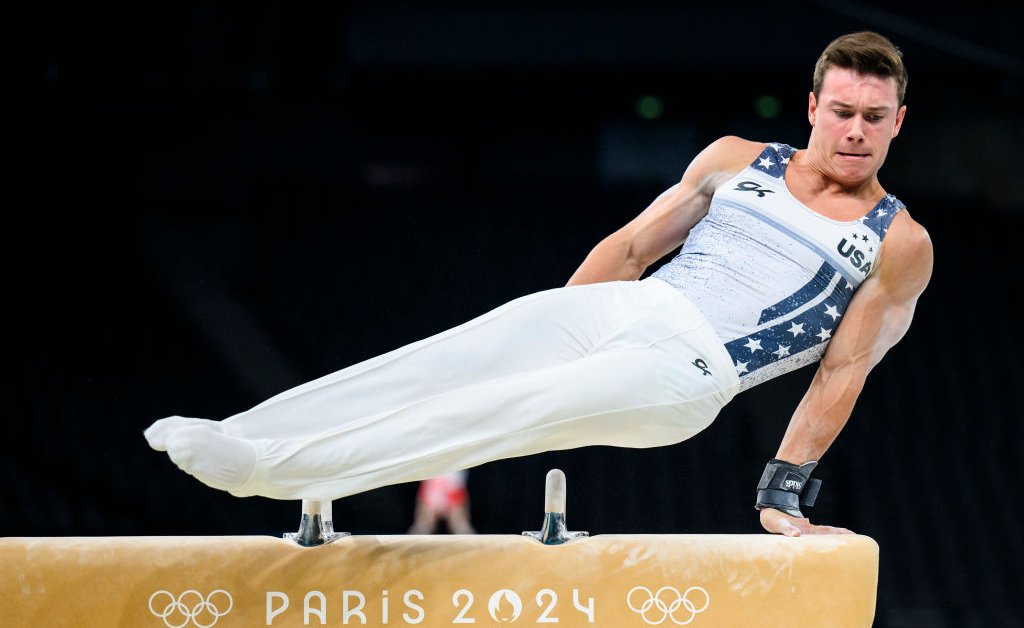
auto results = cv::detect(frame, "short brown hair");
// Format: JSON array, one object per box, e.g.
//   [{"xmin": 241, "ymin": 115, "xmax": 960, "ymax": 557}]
[{"xmin": 813, "ymin": 31, "xmax": 908, "ymax": 105}]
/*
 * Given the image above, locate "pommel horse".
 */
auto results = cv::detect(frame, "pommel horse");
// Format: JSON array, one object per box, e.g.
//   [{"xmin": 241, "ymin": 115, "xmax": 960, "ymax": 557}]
[{"xmin": 0, "ymin": 470, "xmax": 878, "ymax": 627}]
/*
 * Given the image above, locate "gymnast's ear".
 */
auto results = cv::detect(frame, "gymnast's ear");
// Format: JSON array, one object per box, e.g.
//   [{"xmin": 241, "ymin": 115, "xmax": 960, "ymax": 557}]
[{"xmin": 892, "ymin": 104, "xmax": 907, "ymax": 138}]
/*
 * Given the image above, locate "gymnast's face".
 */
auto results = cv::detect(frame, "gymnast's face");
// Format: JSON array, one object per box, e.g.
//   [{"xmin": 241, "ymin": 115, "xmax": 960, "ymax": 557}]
[{"xmin": 806, "ymin": 66, "xmax": 906, "ymax": 186}]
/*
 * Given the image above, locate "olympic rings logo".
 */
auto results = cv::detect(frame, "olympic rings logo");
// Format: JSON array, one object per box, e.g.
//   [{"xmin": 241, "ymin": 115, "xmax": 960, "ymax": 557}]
[
  {"xmin": 148, "ymin": 590, "xmax": 234, "ymax": 628},
  {"xmin": 627, "ymin": 586, "xmax": 710, "ymax": 625}
]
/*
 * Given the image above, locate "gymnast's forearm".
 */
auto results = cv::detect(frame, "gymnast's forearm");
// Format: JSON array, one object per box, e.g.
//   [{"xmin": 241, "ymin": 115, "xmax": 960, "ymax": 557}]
[{"xmin": 774, "ymin": 363, "xmax": 866, "ymax": 464}]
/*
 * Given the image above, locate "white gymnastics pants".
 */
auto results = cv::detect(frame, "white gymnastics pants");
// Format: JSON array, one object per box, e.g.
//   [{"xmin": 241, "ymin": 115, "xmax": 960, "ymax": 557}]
[{"xmin": 219, "ymin": 277, "xmax": 739, "ymax": 500}]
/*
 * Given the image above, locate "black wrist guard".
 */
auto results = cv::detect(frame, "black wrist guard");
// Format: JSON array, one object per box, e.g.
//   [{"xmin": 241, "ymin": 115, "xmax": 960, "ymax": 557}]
[{"xmin": 755, "ymin": 459, "xmax": 822, "ymax": 518}]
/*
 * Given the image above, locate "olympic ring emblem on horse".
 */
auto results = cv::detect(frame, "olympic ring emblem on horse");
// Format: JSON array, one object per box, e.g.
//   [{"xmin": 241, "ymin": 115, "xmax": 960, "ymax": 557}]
[
  {"xmin": 627, "ymin": 585, "xmax": 710, "ymax": 625},
  {"xmin": 148, "ymin": 590, "xmax": 234, "ymax": 628}
]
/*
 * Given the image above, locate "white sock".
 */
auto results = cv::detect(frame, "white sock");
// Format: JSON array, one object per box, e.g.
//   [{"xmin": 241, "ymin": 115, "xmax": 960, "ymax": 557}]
[
  {"xmin": 164, "ymin": 425, "xmax": 258, "ymax": 493},
  {"xmin": 144, "ymin": 416, "xmax": 224, "ymax": 451}
]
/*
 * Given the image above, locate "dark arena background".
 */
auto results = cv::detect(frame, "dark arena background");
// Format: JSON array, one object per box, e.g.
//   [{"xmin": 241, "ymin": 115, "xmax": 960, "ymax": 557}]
[{"xmin": 10, "ymin": 2, "xmax": 1023, "ymax": 626}]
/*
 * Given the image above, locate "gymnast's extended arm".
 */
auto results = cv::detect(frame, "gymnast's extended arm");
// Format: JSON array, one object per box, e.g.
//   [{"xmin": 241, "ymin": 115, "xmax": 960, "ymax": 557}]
[{"xmin": 758, "ymin": 209, "xmax": 934, "ymax": 536}]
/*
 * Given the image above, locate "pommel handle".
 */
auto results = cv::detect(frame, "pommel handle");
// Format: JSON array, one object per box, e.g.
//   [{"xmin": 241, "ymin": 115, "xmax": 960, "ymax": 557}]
[{"xmin": 544, "ymin": 468, "xmax": 567, "ymax": 513}]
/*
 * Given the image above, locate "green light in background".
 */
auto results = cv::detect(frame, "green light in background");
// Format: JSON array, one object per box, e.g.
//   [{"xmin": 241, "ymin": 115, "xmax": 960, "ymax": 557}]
[
  {"xmin": 755, "ymin": 95, "xmax": 782, "ymax": 119},
  {"xmin": 635, "ymin": 95, "xmax": 664, "ymax": 120}
]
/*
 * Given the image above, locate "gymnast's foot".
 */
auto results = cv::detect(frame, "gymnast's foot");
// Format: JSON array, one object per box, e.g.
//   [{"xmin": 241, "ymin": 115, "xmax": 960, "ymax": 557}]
[
  {"xmin": 144, "ymin": 416, "xmax": 224, "ymax": 451},
  {"xmin": 164, "ymin": 425, "xmax": 258, "ymax": 493}
]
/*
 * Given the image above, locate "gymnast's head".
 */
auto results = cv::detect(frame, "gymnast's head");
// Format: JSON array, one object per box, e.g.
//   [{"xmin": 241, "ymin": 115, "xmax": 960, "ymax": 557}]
[
  {"xmin": 807, "ymin": 31, "xmax": 909, "ymax": 182},
  {"xmin": 813, "ymin": 31, "xmax": 908, "ymax": 107}
]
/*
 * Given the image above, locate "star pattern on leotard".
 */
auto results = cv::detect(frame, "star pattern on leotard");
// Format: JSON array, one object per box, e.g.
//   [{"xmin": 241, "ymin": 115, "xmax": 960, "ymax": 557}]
[
  {"xmin": 726, "ymin": 276, "xmax": 851, "ymax": 377},
  {"xmin": 859, "ymin": 195, "xmax": 904, "ymax": 239},
  {"xmin": 752, "ymin": 144, "xmax": 798, "ymax": 178}
]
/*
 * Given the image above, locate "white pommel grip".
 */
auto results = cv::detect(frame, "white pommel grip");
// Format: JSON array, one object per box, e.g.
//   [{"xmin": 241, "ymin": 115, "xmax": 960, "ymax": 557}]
[{"xmin": 544, "ymin": 468, "xmax": 567, "ymax": 513}]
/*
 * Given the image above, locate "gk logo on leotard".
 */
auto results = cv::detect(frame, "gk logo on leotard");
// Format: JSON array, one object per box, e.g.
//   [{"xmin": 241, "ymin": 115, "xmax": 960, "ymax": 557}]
[
  {"xmin": 733, "ymin": 181, "xmax": 774, "ymax": 198},
  {"xmin": 148, "ymin": 590, "xmax": 233, "ymax": 628},
  {"xmin": 691, "ymin": 359, "xmax": 712, "ymax": 376},
  {"xmin": 627, "ymin": 586, "xmax": 710, "ymax": 625}
]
